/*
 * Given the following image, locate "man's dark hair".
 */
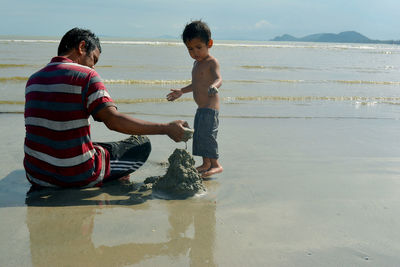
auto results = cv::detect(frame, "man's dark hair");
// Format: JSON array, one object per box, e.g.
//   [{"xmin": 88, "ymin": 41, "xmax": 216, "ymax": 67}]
[
  {"xmin": 182, "ymin": 20, "xmax": 211, "ymax": 44},
  {"xmin": 57, "ymin": 27, "xmax": 101, "ymax": 56}
]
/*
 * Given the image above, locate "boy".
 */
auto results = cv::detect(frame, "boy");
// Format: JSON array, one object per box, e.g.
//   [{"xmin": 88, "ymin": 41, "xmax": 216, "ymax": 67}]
[{"xmin": 167, "ymin": 20, "xmax": 223, "ymax": 178}]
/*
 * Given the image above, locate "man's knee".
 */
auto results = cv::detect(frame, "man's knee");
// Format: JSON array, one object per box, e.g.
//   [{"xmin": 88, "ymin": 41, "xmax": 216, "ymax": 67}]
[
  {"xmin": 141, "ymin": 136, "xmax": 152, "ymax": 156},
  {"xmin": 131, "ymin": 135, "xmax": 151, "ymax": 161}
]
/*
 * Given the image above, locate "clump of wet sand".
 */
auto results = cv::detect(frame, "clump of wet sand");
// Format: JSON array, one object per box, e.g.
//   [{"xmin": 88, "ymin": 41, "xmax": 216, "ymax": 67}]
[{"xmin": 145, "ymin": 149, "xmax": 205, "ymax": 198}]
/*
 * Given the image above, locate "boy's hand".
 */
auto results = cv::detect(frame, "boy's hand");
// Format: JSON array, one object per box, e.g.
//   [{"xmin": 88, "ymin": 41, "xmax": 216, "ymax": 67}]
[
  {"xmin": 167, "ymin": 89, "xmax": 183, "ymax": 101},
  {"xmin": 208, "ymin": 86, "xmax": 219, "ymax": 96}
]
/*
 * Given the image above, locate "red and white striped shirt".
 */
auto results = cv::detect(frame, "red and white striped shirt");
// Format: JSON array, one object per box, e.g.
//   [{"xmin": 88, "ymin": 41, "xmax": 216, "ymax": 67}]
[{"xmin": 24, "ymin": 56, "xmax": 115, "ymax": 187}]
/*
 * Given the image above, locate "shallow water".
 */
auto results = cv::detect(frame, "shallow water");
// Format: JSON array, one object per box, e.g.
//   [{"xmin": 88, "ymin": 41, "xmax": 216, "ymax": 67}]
[{"xmin": 1, "ymin": 38, "xmax": 400, "ymax": 266}]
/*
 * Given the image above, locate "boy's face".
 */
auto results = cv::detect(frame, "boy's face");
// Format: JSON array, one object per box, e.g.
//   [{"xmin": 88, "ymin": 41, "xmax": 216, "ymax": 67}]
[{"xmin": 185, "ymin": 38, "xmax": 212, "ymax": 61}]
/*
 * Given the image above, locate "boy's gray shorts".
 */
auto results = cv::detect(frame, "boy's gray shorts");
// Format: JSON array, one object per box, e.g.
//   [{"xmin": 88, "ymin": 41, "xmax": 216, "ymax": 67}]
[{"xmin": 193, "ymin": 108, "xmax": 219, "ymax": 159}]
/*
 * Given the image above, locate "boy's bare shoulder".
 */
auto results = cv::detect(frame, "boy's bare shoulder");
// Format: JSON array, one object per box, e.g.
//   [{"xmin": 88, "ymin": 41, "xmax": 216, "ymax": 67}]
[
  {"xmin": 207, "ymin": 55, "xmax": 218, "ymax": 63},
  {"xmin": 193, "ymin": 56, "xmax": 219, "ymax": 72},
  {"xmin": 205, "ymin": 55, "xmax": 219, "ymax": 67}
]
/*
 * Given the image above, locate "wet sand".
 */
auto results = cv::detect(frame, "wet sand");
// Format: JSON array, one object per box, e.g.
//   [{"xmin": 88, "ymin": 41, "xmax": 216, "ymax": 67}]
[{"xmin": 1, "ymin": 111, "xmax": 400, "ymax": 266}]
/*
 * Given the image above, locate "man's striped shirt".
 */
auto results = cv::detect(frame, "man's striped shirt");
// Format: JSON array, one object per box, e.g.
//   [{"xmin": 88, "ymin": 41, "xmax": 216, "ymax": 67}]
[{"xmin": 24, "ymin": 56, "xmax": 115, "ymax": 187}]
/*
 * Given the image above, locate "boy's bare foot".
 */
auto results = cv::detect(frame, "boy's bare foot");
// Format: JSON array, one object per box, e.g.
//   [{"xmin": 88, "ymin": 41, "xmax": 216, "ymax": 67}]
[
  {"xmin": 197, "ymin": 158, "xmax": 211, "ymax": 173},
  {"xmin": 196, "ymin": 165, "xmax": 210, "ymax": 173},
  {"xmin": 201, "ymin": 166, "xmax": 223, "ymax": 178}
]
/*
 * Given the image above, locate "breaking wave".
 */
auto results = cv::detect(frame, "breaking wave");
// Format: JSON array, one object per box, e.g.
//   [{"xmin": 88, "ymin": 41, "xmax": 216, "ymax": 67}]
[
  {"xmin": 102, "ymin": 79, "xmax": 190, "ymax": 85},
  {"xmin": 0, "ymin": 39, "xmax": 398, "ymax": 52},
  {"xmin": 1, "ymin": 76, "xmax": 399, "ymax": 86},
  {"xmin": 2, "ymin": 96, "xmax": 400, "ymax": 106}
]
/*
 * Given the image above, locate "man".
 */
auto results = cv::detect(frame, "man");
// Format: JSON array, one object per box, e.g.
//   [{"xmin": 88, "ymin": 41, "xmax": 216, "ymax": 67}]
[{"xmin": 24, "ymin": 28, "xmax": 187, "ymax": 188}]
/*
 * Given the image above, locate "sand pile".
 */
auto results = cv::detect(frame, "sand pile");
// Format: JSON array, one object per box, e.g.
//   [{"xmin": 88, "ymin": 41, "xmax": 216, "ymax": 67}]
[{"xmin": 147, "ymin": 149, "xmax": 205, "ymax": 198}]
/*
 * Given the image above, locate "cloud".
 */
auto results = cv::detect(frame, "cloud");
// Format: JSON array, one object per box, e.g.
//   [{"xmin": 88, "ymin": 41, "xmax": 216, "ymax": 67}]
[{"xmin": 255, "ymin": 20, "xmax": 272, "ymax": 29}]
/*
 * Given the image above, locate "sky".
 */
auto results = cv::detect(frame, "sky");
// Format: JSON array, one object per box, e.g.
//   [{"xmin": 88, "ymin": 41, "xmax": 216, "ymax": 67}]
[{"xmin": 0, "ymin": 0, "xmax": 399, "ymax": 41}]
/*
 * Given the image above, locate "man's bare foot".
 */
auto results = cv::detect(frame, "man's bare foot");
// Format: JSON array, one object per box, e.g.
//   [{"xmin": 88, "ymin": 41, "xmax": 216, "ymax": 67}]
[
  {"xmin": 201, "ymin": 166, "xmax": 223, "ymax": 178},
  {"xmin": 118, "ymin": 174, "xmax": 130, "ymax": 182}
]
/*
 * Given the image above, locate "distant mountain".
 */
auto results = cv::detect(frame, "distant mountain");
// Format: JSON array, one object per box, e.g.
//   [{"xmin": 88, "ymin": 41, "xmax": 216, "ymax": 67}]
[{"xmin": 271, "ymin": 31, "xmax": 400, "ymax": 45}]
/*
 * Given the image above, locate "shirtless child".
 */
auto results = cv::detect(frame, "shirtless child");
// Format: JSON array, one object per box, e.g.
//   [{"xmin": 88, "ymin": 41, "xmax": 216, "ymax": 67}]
[{"xmin": 167, "ymin": 20, "xmax": 223, "ymax": 178}]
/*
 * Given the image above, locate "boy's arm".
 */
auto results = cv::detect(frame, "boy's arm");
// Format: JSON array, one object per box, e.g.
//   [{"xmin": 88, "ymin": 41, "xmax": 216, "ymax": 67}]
[
  {"xmin": 180, "ymin": 83, "xmax": 194, "ymax": 93},
  {"xmin": 167, "ymin": 83, "xmax": 193, "ymax": 101},
  {"xmin": 208, "ymin": 58, "xmax": 222, "ymax": 96},
  {"xmin": 167, "ymin": 61, "xmax": 197, "ymax": 101}
]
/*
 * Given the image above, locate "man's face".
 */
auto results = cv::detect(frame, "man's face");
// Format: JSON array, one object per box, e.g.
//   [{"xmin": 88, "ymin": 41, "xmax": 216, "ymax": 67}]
[{"xmin": 79, "ymin": 47, "xmax": 100, "ymax": 69}]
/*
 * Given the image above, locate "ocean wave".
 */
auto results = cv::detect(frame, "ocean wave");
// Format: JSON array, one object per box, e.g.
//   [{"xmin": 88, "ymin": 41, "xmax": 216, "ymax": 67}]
[
  {"xmin": 0, "ymin": 77, "xmax": 190, "ymax": 85},
  {"xmin": 2, "ymin": 96, "xmax": 400, "ymax": 106},
  {"xmin": 103, "ymin": 79, "xmax": 190, "ymax": 85},
  {"xmin": 0, "ymin": 39, "xmax": 182, "ymax": 46},
  {"xmin": 1, "ymin": 76, "xmax": 399, "ymax": 86},
  {"xmin": 114, "ymin": 98, "xmax": 192, "ymax": 103},
  {"xmin": 0, "ymin": 64, "xmax": 37, "ymax": 68},
  {"xmin": 0, "ymin": 39, "xmax": 59, "ymax": 43},
  {"xmin": 0, "ymin": 100, "xmax": 25, "ymax": 105},
  {"xmin": 241, "ymin": 65, "xmax": 315, "ymax": 71},
  {"xmin": 0, "ymin": 76, "xmax": 28, "ymax": 82},
  {"xmin": 1, "ymin": 39, "xmax": 398, "ymax": 52},
  {"xmin": 0, "ymin": 98, "xmax": 191, "ymax": 105},
  {"xmin": 114, "ymin": 111, "xmax": 398, "ymax": 120},
  {"xmin": 233, "ymin": 79, "xmax": 400, "ymax": 85},
  {"xmin": 241, "ymin": 65, "xmax": 397, "ymax": 73},
  {"xmin": 240, "ymin": 65, "xmax": 267, "ymax": 69},
  {"xmin": 223, "ymin": 96, "xmax": 400, "ymax": 102},
  {"xmin": 102, "ymin": 41, "xmax": 182, "ymax": 46},
  {"xmin": 214, "ymin": 42, "xmax": 399, "ymax": 52},
  {"xmin": 332, "ymin": 80, "xmax": 400, "ymax": 85}
]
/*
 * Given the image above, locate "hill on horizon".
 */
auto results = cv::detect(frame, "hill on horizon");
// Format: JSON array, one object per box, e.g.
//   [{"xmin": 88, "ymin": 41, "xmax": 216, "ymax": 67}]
[{"xmin": 271, "ymin": 31, "xmax": 400, "ymax": 45}]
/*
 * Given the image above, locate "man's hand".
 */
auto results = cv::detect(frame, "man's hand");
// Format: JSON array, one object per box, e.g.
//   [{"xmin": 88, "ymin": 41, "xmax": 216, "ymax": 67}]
[
  {"xmin": 166, "ymin": 120, "xmax": 189, "ymax": 142},
  {"xmin": 167, "ymin": 89, "xmax": 183, "ymax": 101}
]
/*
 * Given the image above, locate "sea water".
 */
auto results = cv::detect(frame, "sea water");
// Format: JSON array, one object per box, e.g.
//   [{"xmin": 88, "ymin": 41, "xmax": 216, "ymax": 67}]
[
  {"xmin": 1, "ymin": 38, "xmax": 400, "ymax": 119},
  {"xmin": 2, "ymin": 38, "xmax": 400, "ymax": 266}
]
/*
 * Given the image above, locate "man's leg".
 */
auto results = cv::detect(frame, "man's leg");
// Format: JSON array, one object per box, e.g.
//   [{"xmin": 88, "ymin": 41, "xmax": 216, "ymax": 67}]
[{"xmin": 94, "ymin": 135, "xmax": 151, "ymax": 182}]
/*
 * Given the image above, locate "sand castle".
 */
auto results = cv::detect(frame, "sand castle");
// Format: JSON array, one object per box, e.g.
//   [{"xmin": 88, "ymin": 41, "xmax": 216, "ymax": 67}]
[{"xmin": 144, "ymin": 148, "xmax": 205, "ymax": 198}]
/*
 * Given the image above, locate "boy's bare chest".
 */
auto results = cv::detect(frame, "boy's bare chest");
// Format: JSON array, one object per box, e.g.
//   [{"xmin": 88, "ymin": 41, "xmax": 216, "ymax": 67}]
[{"xmin": 192, "ymin": 63, "xmax": 210, "ymax": 81}]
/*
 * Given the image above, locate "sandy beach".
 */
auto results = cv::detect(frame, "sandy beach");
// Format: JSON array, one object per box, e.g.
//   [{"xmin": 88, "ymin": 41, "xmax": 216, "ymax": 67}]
[
  {"xmin": 1, "ymin": 110, "xmax": 400, "ymax": 266},
  {"xmin": 1, "ymin": 39, "xmax": 400, "ymax": 266}
]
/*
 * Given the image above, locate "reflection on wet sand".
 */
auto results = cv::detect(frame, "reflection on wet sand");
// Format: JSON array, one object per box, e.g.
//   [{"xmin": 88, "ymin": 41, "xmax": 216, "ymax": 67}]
[{"xmin": 23, "ymin": 178, "xmax": 216, "ymax": 266}]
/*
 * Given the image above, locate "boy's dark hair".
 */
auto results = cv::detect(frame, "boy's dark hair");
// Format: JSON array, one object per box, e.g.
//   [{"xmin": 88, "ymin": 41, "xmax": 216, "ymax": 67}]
[
  {"xmin": 182, "ymin": 20, "xmax": 211, "ymax": 44},
  {"xmin": 57, "ymin": 27, "xmax": 102, "ymax": 56}
]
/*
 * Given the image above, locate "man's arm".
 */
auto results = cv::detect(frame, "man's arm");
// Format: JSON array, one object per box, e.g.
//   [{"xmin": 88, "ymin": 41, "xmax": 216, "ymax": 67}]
[{"xmin": 95, "ymin": 106, "xmax": 187, "ymax": 142}]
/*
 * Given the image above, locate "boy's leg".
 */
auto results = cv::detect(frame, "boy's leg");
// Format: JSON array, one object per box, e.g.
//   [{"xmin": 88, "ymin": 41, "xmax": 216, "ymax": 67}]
[
  {"xmin": 196, "ymin": 157, "xmax": 211, "ymax": 173},
  {"xmin": 202, "ymin": 158, "xmax": 223, "ymax": 178},
  {"xmin": 193, "ymin": 108, "xmax": 219, "ymax": 174},
  {"xmin": 94, "ymin": 135, "xmax": 151, "ymax": 182}
]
